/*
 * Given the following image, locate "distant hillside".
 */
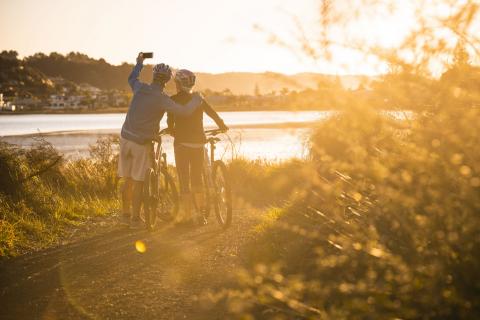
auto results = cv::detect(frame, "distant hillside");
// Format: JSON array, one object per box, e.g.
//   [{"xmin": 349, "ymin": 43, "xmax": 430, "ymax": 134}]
[
  {"xmin": 195, "ymin": 72, "xmax": 369, "ymax": 94},
  {"xmin": 25, "ymin": 52, "xmax": 133, "ymax": 91},
  {"xmin": 0, "ymin": 51, "xmax": 54, "ymax": 97},
  {"xmin": 3, "ymin": 51, "xmax": 371, "ymax": 95}
]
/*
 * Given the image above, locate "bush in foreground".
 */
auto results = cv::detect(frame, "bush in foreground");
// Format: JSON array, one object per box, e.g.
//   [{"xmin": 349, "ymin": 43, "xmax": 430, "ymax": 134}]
[
  {"xmin": 0, "ymin": 137, "xmax": 119, "ymax": 257},
  {"xmin": 210, "ymin": 106, "xmax": 480, "ymax": 319}
]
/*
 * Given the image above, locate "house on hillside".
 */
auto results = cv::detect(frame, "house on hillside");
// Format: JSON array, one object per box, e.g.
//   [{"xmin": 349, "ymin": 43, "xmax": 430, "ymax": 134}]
[
  {"xmin": 47, "ymin": 94, "xmax": 87, "ymax": 109},
  {"xmin": 92, "ymin": 90, "xmax": 128, "ymax": 108},
  {"xmin": 68, "ymin": 95, "xmax": 87, "ymax": 109},
  {"xmin": 0, "ymin": 94, "xmax": 16, "ymax": 111},
  {"xmin": 110, "ymin": 90, "xmax": 128, "ymax": 107},
  {"xmin": 48, "ymin": 94, "xmax": 67, "ymax": 108},
  {"xmin": 5, "ymin": 102, "xmax": 16, "ymax": 111},
  {"xmin": 14, "ymin": 96, "xmax": 41, "ymax": 110},
  {"xmin": 2, "ymin": 102, "xmax": 16, "ymax": 112},
  {"xmin": 78, "ymin": 83, "xmax": 101, "ymax": 98}
]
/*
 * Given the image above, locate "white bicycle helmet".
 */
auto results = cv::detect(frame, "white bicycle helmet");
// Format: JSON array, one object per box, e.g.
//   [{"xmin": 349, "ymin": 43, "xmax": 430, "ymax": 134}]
[
  {"xmin": 152, "ymin": 63, "xmax": 172, "ymax": 82},
  {"xmin": 174, "ymin": 69, "xmax": 196, "ymax": 91}
]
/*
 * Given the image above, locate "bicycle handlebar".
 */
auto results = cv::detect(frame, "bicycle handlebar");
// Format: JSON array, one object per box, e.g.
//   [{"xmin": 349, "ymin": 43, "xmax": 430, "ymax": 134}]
[
  {"xmin": 151, "ymin": 128, "xmax": 171, "ymax": 142},
  {"xmin": 205, "ymin": 129, "xmax": 227, "ymax": 136},
  {"xmin": 152, "ymin": 128, "xmax": 226, "ymax": 142},
  {"xmin": 159, "ymin": 128, "xmax": 171, "ymax": 135}
]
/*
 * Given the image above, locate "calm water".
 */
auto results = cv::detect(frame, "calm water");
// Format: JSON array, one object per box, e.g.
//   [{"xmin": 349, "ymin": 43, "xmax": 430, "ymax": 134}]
[{"xmin": 0, "ymin": 111, "xmax": 328, "ymax": 161}]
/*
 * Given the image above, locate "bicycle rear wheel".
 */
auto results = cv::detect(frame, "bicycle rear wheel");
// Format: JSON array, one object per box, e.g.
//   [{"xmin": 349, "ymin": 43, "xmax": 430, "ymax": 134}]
[
  {"xmin": 212, "ymin": 161, "xmax": 232, "ymax": 228},
  {"xmin": 202, "ymin": 166, "xmax": 213, "ymax": 218},
  {"xmin": 157, "ymin": 168, "xmax": 179, "ymax": 222},
  {"xmin": 143, "ymin": 168, "xmax": 157, "ymax": 230}
]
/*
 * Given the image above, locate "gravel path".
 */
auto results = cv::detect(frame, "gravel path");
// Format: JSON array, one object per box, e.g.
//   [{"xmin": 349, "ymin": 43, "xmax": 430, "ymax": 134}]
[{"xmin": 0, "ymin": 209, "xmax": 261, "ymax": 319}]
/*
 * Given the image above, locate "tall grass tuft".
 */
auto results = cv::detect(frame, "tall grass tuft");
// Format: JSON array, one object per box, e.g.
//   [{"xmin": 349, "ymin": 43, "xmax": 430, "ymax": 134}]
[
  {"xmin": 228, "ymin": 158, "xmax": 313, "ymax": 207},
  {"xmin": 0, "ymin": 136, "xmax": 119, "ymax": 257}
]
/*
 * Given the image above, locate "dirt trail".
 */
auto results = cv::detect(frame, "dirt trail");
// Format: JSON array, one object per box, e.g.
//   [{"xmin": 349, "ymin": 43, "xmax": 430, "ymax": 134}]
[{"xmin": 0, "ymin": 209, "xmax": 261, "ymax": 319}]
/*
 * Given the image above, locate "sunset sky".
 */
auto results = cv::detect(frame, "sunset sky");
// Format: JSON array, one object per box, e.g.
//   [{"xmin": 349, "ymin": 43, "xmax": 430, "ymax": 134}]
[{"xmin": 0, "ymin": 0, "xmax": 470, "ymax": 75}]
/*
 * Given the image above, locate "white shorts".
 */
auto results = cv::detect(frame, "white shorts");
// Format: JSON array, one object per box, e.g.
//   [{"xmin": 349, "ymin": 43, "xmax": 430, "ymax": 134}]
[{"xmin": 117, "ymin": 137, "xmax": 151, "ymax": 182}]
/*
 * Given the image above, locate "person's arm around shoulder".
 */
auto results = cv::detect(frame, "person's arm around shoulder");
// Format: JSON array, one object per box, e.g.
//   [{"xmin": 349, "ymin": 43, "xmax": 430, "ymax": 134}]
[
  {"xmin": 166, "ymin": 111, "xmax": 175, "ymax": 135},
  {"xmin": 159, "ymin": 92, "xmax": 203, "ymax": 116},
  {"xmin": 128, "ymin": 53, "xmax": 145, "ymax": 94},
  {"xmin": 203, "ymin": 100, "xmax": 229, "ymax": 131}
]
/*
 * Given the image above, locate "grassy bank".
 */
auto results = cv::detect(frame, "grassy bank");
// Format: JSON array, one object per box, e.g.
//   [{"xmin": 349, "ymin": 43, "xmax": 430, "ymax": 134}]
[
  {"xmin": 0, "ymin": 130, "xmax": 306, "ymax": 257},
  {"xmin": 0, "ymin": 137, "xmax": 119, "ymax": 257},
  {"xmin": 229, "ymin": 158, "xmax": 312, "ymax": 207},
  {"xmin": 205, "ymin": 106, "xmax": 480, "ymax": 319}
]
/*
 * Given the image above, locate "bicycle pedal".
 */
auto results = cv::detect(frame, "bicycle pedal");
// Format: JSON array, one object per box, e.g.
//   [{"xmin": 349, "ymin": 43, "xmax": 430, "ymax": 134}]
[{"xmin": 197, "ymin": 216, "xmax": 208, "ymax": 226}]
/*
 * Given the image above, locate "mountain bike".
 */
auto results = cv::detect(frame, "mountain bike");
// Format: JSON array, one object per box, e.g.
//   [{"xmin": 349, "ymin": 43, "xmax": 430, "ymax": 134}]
[
  {"xmin": 142, "ymin": 128, "xmax": 179, "ymax": 230},
  {"xmin": 200, "ymin": 129, "xmax": 232, "ymax": 228}
]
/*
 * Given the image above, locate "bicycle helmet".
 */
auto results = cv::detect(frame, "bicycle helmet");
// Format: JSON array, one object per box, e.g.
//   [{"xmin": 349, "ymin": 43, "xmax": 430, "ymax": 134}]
[
  {"xmin": 152, "ymin": 63, "xmax": 172, "ymax": 82},
  {"xmin": 174, "ymin": 69, "xmax": 196, "ymax": 91}
]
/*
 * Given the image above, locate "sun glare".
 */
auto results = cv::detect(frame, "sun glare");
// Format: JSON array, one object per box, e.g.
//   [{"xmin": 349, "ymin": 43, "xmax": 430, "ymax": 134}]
[{"xmin": 0, "ymin": 0, "xmax": 444, "ymax": 75}]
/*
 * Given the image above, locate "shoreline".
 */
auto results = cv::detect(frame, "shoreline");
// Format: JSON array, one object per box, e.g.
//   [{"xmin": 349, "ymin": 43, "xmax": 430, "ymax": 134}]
[
  {"xmin": 0, "ymin": 121, "xmax": 317, "ymax": 138},
  {"xmin": 0, "ymin": 106, "xmax": 330, "ymax": 115}
]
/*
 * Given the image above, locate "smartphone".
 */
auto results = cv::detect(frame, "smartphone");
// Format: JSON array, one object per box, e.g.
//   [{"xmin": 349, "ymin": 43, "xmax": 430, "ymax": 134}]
[{"xmin": 142, "ymin": 52, "xmax": 153, "ymax": 59}]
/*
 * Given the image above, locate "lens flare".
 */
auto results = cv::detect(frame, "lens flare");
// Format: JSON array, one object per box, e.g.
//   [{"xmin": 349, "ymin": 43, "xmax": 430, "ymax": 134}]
[{"xmin": 135, "ymin": 240, "xmax": 146, "ymax": 253}]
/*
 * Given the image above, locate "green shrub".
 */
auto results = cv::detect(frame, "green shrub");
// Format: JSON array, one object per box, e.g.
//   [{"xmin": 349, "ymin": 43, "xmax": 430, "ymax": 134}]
[
  {"xmin": 217, "ymin": 106, "xmax": 480, "ymax": 319},
  {"xmin": 0, "ymin": 137, "xmax": 119, "ymax": 256}
]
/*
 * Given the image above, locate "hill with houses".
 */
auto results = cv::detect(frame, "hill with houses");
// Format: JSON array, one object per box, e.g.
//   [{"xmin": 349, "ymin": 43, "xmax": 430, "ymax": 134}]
[
  {"xmin": 23, "ymin": 52, "xmax": 368, "ymax": 93},
  {"xmin": 0, "ymin": 50, "xmax": 370, "ymax": 111}
]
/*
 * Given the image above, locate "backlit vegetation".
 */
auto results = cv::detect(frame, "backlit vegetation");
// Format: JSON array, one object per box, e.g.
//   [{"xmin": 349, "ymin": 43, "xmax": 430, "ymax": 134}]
[
  {"xmin": 203, "ymin": 1, "xmax": 480, "ymax": 318},
  {"xmin": 0, "ymin": 137, "xmax": 118, "ymax": 256}
]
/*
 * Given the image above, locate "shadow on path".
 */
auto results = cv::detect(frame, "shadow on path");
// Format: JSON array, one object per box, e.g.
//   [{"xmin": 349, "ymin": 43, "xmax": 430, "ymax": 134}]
[{"xmin": 0, "ymin": 209, "xmax": 257, "ymax": 319}]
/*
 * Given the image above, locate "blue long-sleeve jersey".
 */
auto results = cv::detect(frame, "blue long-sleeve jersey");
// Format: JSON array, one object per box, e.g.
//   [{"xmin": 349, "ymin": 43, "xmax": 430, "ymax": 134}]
[{"xmin": 121, "ymin": 62, "xmax": 201, "ymax": 144}]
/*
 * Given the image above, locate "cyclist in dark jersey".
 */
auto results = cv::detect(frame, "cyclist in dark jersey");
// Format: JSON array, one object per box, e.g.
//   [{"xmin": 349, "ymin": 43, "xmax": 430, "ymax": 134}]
[{"xmin": 167, "ymin": 69, "xmax": 228, "ymax": 224}]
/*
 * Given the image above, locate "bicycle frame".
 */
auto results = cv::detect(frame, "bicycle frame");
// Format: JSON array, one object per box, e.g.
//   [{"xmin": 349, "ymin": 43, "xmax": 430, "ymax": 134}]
[
  {"xmin": 202, "ymin": 129, "xmax": 232, "ymax": 227},
  {"xmin": 149, "ymin": 131, "xmax": 168, "ymax": 175},
  {"xmin": 202, "ymin": 132, "xmax": 222, "ymax": 185},
  {"xmin": 143, "ymin": 129, "xmax": 179, "ymax": 228},
  {"xmin": 205, "ymin": 129, "xmax": 222, "ymax": 164}
]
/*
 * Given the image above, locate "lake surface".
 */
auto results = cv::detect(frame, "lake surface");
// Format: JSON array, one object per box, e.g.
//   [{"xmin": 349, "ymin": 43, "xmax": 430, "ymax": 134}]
[{"xmin": 0, "ymin": 111, "xmax": 328, "ymax": 161}]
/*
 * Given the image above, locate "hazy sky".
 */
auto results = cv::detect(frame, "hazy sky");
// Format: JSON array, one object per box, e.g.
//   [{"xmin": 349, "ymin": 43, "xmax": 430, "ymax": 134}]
[{"xmin": 0, "ymin": 0, "xmax": 417, "ymax": 74}]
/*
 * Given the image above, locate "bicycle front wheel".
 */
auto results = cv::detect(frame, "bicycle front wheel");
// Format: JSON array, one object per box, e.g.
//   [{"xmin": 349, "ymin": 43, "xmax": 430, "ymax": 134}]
[
  {"xmin": 213, "ymin": 161, "xmax": 232, "ymax": 228},
  {"xmin": 143, "ymin": 168, "xmax": 157, "ymax": 231},
  {"xmin": 202, "ymin": 165, "xmax": 213, "ymax": 218},
  {"xmin": 157, "ymin": 168, "xmax": 179, "ymax": 222}
]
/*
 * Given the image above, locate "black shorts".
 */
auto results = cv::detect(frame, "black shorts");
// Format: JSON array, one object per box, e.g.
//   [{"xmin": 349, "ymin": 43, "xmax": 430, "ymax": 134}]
[{"xmin": 174, "ymin": 144, "xmax": 204, "ymax": 194}]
